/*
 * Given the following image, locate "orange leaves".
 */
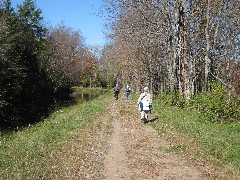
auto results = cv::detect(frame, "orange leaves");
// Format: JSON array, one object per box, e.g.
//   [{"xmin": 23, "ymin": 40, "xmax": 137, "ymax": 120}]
[{"xmin": 81, "ymin": 53, "xmax": 97, "ymax": 73}]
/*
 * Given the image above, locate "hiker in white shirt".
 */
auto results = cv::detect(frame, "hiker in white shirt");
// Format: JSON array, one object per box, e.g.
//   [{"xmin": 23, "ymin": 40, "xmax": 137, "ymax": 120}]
[{"xmin": 137, "ymin": 87, "xmax": 152, "ymax": 123}]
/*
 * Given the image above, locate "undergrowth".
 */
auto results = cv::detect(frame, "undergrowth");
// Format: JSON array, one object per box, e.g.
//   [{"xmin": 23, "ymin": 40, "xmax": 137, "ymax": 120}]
[{"xmin": 158, "ymin": 82, "xmax": 240, "ymax": 122}]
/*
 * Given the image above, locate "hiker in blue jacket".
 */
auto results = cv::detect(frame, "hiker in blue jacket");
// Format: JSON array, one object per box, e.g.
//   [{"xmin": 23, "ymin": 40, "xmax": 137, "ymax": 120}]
[{"xmin": 125, "ymin": 84, "xmax": 131, "ymax": 101}]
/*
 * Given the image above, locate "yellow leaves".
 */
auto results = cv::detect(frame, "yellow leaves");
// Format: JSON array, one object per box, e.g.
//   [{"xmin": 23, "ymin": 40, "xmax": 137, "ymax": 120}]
[{"xmin": 191, "ymin": 11, "xmax": 198, "ymax": 17}]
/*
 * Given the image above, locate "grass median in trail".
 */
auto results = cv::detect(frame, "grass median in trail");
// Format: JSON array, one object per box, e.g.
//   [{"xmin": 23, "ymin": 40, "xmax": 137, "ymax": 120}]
[
  {"xmin": 150, "ymin": 97, "xmax": 240, "ymax": 179},
  {"xmin": 0, "ymin": 91, "xmax": 112, "ymax": 179}
]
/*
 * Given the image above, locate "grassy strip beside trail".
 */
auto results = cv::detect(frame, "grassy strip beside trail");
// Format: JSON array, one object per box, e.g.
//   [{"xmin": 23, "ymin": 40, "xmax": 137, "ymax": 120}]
[
  {"xmin": 0, "ymin": 91, "xmax": 112, "ymax": 179},
  {"xmin": 71, "ymin": 87, "xmax": 108, "ymax": 95},
  {"xmin": 150, "ymin": 97, "xmax": 240, "ymax": 179}
]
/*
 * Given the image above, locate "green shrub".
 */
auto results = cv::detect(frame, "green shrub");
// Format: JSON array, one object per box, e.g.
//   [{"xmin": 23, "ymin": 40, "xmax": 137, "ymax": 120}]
[
  {"xmin": 158, "ymin": 82, "xmax": 240, "ymax": 122},
  {"xmin": 190, "ymin": 83, "xmax": 240, "ymax": 122},
  {"xmin": 157, "ymin": 92, "xmax": 186, "ymax": 108}
]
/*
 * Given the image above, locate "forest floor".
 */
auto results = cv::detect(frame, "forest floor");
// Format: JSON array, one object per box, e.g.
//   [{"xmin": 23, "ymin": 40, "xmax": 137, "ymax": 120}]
[{"xmin": 98, "ymin": 96, "xmax": 210, "ymax": 179}]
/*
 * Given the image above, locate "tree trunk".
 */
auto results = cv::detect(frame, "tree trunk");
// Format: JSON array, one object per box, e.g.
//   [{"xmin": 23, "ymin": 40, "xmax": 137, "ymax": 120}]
[
  {"xmin": 204, "ymin": 0, "xmax": 211, "ymax": 92},
  {"xmin": 176, "ymin": 0, "xmax": 191, "ymax": 99}
]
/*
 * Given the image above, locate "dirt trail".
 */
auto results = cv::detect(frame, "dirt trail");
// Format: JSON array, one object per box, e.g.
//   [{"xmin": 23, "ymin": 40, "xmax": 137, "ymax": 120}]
[
  {"xmin": 102, "ymin": 97, "xmax": 209, "ymax": 179},
  {"xmin": 103, "ymin": 99, "xmax": 130, "ymax": 179}
]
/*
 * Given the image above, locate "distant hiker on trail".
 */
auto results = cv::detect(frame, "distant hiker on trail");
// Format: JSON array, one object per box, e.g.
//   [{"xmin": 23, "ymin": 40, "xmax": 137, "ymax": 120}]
[
  {"xmin": 125, "ymin": 84, "xmax": 131, "ymax": 101},
  {"xmin": 137, "ymin": 87, "xmax": 152, "ymax": 123},
  {"xmin": 113, "ymin": 84, "xmax": 120, "ymax": 100}
]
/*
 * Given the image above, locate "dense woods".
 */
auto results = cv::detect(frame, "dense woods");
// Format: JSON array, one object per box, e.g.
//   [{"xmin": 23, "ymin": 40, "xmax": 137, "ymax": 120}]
[
  {"xmin": 0, "ymin": 0, "xmax": 105, "ymax": 128},
  {"xmin": 0, "ymin": 0, "xmax": 239, "ymax": 128},
  {"xmin": 101, "ymin": 0, "xmax": 240, "ymax": 121},
  {"xmin": 101, "ymin": 0, "xmax": 239, "ymax": 95}
]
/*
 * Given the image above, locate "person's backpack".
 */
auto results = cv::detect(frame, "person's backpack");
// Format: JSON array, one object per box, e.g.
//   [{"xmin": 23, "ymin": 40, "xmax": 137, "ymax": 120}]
[
  {"xmin": 142, "ymin": 100, "xmax": 151, "ymax": 111},
  {"xmin": 126, "ymin": 86, "xmax": 130, "ymax": 92},
  {"xmin": 114, "ymin": 86, "xmax": 119, "ymax": 92}
]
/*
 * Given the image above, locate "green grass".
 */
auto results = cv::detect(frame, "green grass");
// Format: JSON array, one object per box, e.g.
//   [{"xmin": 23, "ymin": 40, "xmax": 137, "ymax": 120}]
[
  {"xmin": 0, "ymin": 91, "xmax": 112, "ymax": 179},
  {"xmin": 150, "ymin": 97, "xmax": 240, "ymax": 178},
  {"xmin": 71, "ymin": 86, "xmax": 108, "ymax": 95}
]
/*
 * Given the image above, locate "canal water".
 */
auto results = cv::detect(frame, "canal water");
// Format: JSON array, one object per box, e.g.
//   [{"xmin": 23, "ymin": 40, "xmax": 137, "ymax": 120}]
[{"xmin": 0, "ymin": 88, "xmax": 107, "ymax": 131}]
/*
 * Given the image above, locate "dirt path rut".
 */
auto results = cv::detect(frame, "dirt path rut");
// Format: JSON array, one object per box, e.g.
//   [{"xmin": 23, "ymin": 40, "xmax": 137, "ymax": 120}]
[
  {"xmin": 103, "ymin": 100, "xmax": 130, "ymax": 179},
  {"xmin": 102, "ymin": 98, "xmax": 209, "ymax": 179}
]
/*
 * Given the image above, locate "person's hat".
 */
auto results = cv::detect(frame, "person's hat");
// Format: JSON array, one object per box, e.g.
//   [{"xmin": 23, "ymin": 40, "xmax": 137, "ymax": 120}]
[{"xmin": 143, "ymin": 87, "xmax": 149, "ymax": 92}]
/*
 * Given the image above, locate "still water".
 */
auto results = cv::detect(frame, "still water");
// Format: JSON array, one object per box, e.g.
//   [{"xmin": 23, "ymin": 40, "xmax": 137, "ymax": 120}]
[
  {"xmin": 0, "ymin": 89, "xmax": 107, "ymax": 131},
  {"xmin": 70, "ymin": 92, "xmax": 100, "ymax": 104}
]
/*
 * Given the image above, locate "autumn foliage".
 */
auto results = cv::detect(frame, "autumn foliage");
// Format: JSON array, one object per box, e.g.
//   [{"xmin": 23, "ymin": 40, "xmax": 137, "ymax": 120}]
[{"xmin": 0, "ymin": 0, "xmax": 104, "ymax": 128}]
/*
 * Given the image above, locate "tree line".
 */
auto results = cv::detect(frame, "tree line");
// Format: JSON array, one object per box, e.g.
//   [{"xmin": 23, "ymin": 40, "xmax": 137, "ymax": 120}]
[
  {"xmin": 0, "ymin": 0, "xmax": 107, "ymax": 128},
  {"xmin": 100, "ymin": 0, "xmax": 239, "ymax": 121},
  {"xmin": 1, "ymin": 0, "xmax": 239, "ymax": 127}
]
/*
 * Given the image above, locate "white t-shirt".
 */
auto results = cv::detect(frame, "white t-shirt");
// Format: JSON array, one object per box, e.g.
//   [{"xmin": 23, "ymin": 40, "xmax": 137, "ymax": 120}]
[{"xmin": 138, "ymin": 92, "xmax": 152, "ymax": 111}]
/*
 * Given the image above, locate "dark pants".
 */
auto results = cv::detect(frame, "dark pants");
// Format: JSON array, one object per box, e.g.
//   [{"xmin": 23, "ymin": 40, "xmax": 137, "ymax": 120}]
[
  {"xmin": 126, "ymin": 92, "xmax": 130, "ymax": 100},
  {"xmin": 114, "ymin": 92, "xmax": 119, "ymax": 100}
]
